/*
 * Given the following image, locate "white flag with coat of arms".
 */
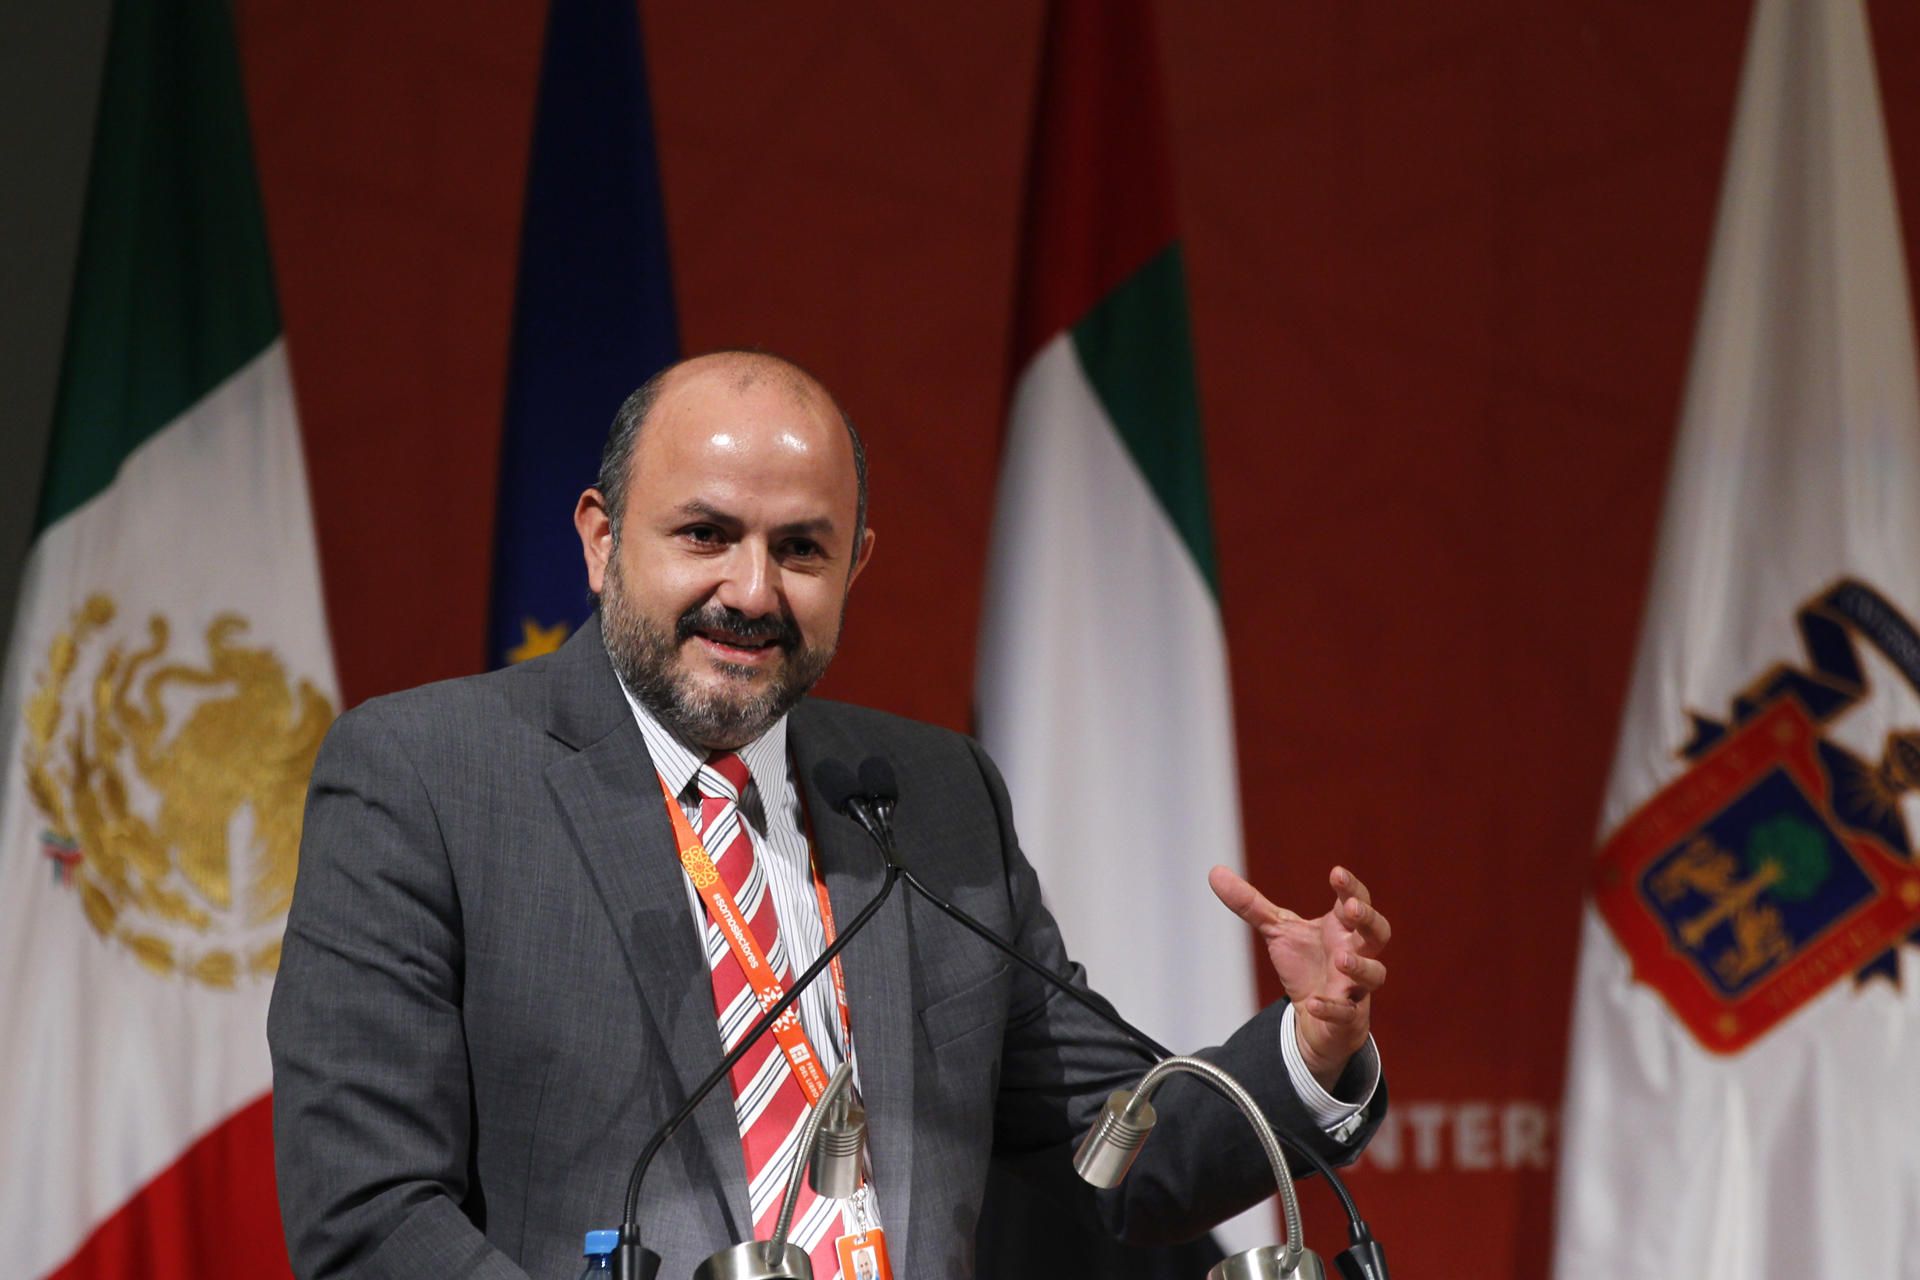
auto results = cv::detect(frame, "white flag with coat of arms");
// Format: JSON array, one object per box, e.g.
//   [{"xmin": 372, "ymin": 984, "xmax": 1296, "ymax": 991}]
[{"xmin": 1552, "ymin": 0, "xmax": 1920, "ymax": 1275}]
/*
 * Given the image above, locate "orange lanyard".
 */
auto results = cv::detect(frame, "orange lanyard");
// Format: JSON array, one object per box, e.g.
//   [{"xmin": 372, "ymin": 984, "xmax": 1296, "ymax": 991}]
[{"xmin": 658, "ymin": 771, "xmax": 853, "ymax": 1105}]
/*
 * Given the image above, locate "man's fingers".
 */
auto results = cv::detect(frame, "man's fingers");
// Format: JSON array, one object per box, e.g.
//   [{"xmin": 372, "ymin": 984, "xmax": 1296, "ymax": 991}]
[
  {"xmin": 1208, "ymin": 864, "xmax": 1281, "ymax": 927},
  {"xmin": 1331, "ymin": 865, "xmax": 1372, "ymax": 907},
  {"xmin": 1341, "ymin": 898, "xmax": 1392, "ymax": 952},
  {"xmin": 1304, "ymin": 994, "xmax": 1369, "ymax": 1026},
  {"xmin": 1336, "ymin": 951, "xmax": 1387, "ymax": 992}
]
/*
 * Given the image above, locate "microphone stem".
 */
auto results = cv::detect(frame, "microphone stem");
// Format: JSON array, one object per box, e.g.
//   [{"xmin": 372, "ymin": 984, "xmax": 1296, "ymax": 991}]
[
  {"xmin": 620, "ymin": 864, "xmax": 902, "ymax": 1241},
  {"xmin": 894, "ymin": 865, "xmax": 1368, "ymax": 1232},
  {"xmin": 769, "ymin": 1060, "xmax": 855, "ymax": 1253},
  {"xmin": 1129, "ymin": 1056, "xmax": 1304, "ymax": 1263}
]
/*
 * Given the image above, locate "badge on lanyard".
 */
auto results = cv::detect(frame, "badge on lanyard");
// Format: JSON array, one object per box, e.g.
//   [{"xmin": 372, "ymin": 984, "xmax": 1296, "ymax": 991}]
[
  {"xmin": 830, "ymin": 1182, "xmax": 892, "ymax": 1278},
  {"xmin": 834, "ymin": 1227, "xmax": 893, "ymax": 1280}
]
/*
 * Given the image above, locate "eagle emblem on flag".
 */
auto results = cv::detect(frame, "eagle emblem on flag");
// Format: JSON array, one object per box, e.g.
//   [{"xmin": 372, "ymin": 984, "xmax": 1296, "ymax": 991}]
[
  {"xmin": 22, "ymin": 594, "xmax": 333, "ymax": 986},
  {"xmin": 1595, "ymin": 579, "xmax": 1920, "ymax": 1052}
]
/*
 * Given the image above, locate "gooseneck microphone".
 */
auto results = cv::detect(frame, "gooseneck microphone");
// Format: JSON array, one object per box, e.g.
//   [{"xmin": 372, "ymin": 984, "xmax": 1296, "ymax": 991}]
[
  {"xmin": 693, "ymin": 1061, "xmax": 865, "ymax": 1280},
  {"xmin": 1077, "ymin": 1055, "xmax": 1320, "ymax": 1278},
  {"xmin": 610, "ymin": 792, "xmax": 902, "ymax": 1280},
  {"xmin": 833, "ymin": 756, "xmax": 1388, "ymax": 1280}
]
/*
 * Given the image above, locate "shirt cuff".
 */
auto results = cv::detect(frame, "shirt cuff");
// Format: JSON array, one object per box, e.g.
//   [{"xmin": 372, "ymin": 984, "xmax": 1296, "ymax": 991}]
[{"xmin": 1279, "ymin": 1002, "xmax": 1381, "ymax": 1141}]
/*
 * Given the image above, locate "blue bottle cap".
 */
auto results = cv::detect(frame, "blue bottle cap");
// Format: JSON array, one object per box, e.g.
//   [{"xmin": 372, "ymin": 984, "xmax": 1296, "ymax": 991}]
[{"xmin": 584, "ymin": 1229, "xmax": 622, "ymax": 1257}]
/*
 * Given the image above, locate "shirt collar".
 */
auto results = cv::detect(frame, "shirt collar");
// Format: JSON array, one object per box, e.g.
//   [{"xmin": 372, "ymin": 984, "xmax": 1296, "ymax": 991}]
[{"xmin": 616, "ymin": 678, "xmax": 791, "ymax": 806}]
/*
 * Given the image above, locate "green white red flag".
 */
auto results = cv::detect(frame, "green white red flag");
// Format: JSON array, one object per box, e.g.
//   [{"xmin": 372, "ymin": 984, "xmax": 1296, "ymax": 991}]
[
  {"xmin": 0, "ymin": 0, "xmax": 335, "ymax": 1273},
  {"xmin": 1553, "ymin": 0, "xmax": 1920, "ymax": 1274},
  {"xmin": 974, "ymin": 0, "xmax": 1264, "ymax": 1256}
]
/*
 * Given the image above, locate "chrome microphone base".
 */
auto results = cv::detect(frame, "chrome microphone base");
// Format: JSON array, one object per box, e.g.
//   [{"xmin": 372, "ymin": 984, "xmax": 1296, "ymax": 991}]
[
  {"xmin": 692, "ymin": 1240, "xmax": 813, "ymax": 1280},
  {"xmin": 1208, "ymin": 1244, "xmax": 1328, "ymax": 1280}
]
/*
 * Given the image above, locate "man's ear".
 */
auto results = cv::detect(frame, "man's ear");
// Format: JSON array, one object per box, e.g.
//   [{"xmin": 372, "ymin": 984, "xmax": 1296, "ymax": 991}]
[
  {"xmin": 847, "ymin": 527, "xmax": 877, "ymax": 589},
  {"xmin": 575, "ymin": 488, "xmax": 615, "ymax": 595}
]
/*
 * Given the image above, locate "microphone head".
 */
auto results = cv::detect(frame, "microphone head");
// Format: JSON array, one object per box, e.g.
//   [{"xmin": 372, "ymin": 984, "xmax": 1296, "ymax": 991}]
[
  {"xmin": 807, "ymin": 1095, "xmax": 867, "ymax": 1200},
  {"xmin": 1073, "ymin": 1089, "xmax": 1156, "ymax": 1189},
  {"xmin": 858, "ymin": 757, "xmax": 899, "ymax": 802},
  {"xmin": 812, "ymin": 759, "xmax": 862, "ymax": 814}
]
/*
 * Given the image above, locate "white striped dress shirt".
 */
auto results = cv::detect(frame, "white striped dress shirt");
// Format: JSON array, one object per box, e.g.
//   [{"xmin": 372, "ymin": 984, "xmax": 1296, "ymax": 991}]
[{"xmin": 621, "ymin": 689, "xmax": 857, "ymax": 1094}]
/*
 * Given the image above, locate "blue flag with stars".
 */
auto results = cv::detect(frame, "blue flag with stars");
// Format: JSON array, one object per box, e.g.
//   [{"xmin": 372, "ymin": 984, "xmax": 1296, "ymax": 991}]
[{"xmin": 489, "ymin": 0, "xmax": 678, "ymax": 667}]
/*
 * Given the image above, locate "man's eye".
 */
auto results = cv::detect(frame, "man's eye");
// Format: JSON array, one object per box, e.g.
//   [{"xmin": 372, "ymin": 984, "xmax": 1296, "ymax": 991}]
[
  {"xmin": 682, "ymin": 525, "xmax": 722, "ymax": 545},
  {"xmin": 783, "ymin": 539, "xmax": 822, "ymax": 559}
]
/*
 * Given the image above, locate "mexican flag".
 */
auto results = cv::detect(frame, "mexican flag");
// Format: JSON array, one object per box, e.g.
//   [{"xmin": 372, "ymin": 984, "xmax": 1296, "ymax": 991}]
[
  {"xmin": 0, "ymin": 0, "xmax": 336, "ymax": 1274},
  {"xmin": 974, "ymin": 0, "xmax": 1261, "ymax": 1260},
  {"xmin": 1552, "ymin": 0, "xmax": 1920, "ymax": 1274}
]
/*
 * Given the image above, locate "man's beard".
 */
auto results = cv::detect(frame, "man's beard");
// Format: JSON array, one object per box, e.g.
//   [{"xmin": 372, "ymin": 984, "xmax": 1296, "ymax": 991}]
[{"xmin": 600, "ymin": 558, "xmax": 837, "ymax": 750}]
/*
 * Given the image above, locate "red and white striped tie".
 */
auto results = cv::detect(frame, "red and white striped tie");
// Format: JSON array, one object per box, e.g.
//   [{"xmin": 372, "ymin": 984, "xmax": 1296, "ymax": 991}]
[{"xmin": 696, "ymin": 753, "xmax": 845, "ymax": 1278}]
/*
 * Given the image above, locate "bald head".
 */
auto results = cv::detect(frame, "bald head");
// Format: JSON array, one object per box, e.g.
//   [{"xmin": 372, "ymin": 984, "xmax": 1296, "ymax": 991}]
[
  {"xmin": 666, "ymin": 350, "xmax": 827, "ymax": 406},
  {"xmin": 596, "ymin": 350, "xmax": 868, "ymax": 548}
]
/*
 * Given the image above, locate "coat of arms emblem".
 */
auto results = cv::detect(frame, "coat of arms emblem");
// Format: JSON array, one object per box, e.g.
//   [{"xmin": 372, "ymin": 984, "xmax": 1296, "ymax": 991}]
[
  {"xmin": 22, "ymin": 594, "xmax": 334, "ymax": 986},
  {"xmin": 1595, "ymin": 579, "xmax": 1920, "ymax": 1051}
]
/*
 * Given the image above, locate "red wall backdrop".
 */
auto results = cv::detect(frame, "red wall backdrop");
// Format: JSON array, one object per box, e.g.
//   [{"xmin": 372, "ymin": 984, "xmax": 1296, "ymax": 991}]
[{"xmin": 231, "ymin": 2, "xmax": 1920, "ymax": 1274}]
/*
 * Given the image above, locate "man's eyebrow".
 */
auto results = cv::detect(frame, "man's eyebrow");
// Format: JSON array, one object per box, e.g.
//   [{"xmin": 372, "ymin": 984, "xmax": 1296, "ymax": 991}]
[
  {"xmin": 672, "ymin": 500, "xmax": 836, "ymax": 538},
  {"xmin": 674, "ymin": 499, "xmax": 739, "ymax": 525},
  {"xmin": 773, "ymin": 516, "xmax": 837, "ymax": 538}
]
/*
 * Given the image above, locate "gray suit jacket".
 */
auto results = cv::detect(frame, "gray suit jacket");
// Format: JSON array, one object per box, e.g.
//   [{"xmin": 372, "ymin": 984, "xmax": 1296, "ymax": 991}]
[{"xmin": 268, "ymin": 617, "xmax": 1379, "ymax": 1278}]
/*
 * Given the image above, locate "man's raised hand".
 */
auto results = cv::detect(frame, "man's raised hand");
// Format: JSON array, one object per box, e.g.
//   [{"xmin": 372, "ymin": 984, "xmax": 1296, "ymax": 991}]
[{"xmin": 1208, "ymin": 864, "xmax": 1390, "ymax": 1090}]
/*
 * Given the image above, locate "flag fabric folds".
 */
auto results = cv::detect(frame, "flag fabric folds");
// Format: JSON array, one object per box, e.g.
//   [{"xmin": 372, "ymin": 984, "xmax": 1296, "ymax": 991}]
[
  {"xmin": 1552, "ymin": 0, "xmax": 1920, "ymax": 1275},
  {"xmin": 0, "ymin": 0, "xmax": 337, "ymax": 1274},
  {"xmin": 973, "ymin": 0, "xmax": 1258, "ymax": 1264},
  {"xmin": 488, "ymin": 0, "xmax": 679, "ymax": 669}
]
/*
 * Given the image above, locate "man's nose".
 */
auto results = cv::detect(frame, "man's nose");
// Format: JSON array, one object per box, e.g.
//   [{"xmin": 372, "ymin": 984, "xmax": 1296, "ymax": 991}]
[{"xmin": 715, "ymin": 541, "xmax": 779, "ymax": 617}]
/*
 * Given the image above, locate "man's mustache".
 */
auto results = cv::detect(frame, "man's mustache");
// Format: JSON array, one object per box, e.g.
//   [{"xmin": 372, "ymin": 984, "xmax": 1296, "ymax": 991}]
[{"xmin": 675, "ymin": 604, "xmax": 799, "ymax": 651}]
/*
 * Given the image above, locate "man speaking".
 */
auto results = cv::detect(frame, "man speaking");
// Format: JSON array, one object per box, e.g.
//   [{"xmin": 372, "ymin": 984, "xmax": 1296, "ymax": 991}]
[{"xmin": 267, "ymin": 350, "xmax": 1390, "ymax": 1278}]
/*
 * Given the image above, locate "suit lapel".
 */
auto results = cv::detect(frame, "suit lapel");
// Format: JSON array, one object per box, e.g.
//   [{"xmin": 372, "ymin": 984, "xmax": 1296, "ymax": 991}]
[
  {"xmin": 541, "ymin": 619, "xmax": 754, "ymax": 1240},
  {"xmin": 790, "ymin": 709, "xmax": 916, "ymax": 1259}
]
